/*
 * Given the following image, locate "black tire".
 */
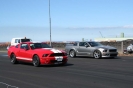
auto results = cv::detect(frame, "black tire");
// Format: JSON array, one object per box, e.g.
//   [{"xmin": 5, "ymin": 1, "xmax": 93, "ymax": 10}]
[
  {"xmin": 93, "ymin": 50, "xmax": 101, "ymax": 59},
  {"xmin": 10, "ymin": 54, "xmax": 18, "ymax": 64},
  {"xmin": 128, "ymin": 51, "xmax": 132, "ymax": 54},
  {"xmin": 69, "ymin": 50, "xmax": 76, "ymax": 58},
  {"xmin": 33, "ymin": 55, "xmax": 40, "ymax": 67}
]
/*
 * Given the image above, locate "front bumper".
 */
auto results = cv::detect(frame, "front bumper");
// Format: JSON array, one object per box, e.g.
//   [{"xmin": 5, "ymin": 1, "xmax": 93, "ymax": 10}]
[
  {"xmin": 40, "ymin": 56, "xmax": 68, "ymax": 65},
  {"xmin": 101, "ymin": 52, "xmax": 118, "ymax": 57}
]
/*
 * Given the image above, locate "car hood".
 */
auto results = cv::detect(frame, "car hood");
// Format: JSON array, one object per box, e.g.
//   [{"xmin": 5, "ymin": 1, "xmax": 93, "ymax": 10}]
[
  {"xmin": 95, "ymin": 45, "xmax": 116, "ymax": 50},
  {"xmin": 32, "ymin": 48, "xmax": 64, "ymax": 53}
]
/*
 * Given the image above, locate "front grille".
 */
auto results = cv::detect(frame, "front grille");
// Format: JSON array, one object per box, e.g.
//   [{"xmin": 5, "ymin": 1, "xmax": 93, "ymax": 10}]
[
  {"xmin": 50, "ymin": 60, "xmax": 57, "ymax": 63},
  {"xmin": 50, "ymin": 53, "xmax": 64, "ymax": 57},
  {"xmin": 110, "ymin": 54, "xmax": 117, "ymax": 57},
  {"xmin": 50, "ymin": 59, "xmax": 65, "ymax": 63},
  {"xmin": 109, "ymin": 49, "xmax": 117, "ymax": 52}
]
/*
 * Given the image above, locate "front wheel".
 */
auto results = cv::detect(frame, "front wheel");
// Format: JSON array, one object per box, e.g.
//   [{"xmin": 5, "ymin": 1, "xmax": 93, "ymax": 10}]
[
  {"xmin": 10, "ymin": 54, "xmax": 18, "ymax": 64},
  {"xmin": 33, "ymin": 55, "xmax": 40, "ymax": 67},
  {"xmin": 69, "ymin": 50, "xmax": 76, "ymax": 58},
  {"xmin": 93, "ymin": 50, "xmax": 101, "ymax": 59}
]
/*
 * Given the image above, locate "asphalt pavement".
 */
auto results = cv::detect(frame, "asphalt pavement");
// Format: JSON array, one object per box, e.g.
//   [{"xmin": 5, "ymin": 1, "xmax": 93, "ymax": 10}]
[{"xmin": 0, "ymin": 52, "xmax": 133, "ymax": 88}]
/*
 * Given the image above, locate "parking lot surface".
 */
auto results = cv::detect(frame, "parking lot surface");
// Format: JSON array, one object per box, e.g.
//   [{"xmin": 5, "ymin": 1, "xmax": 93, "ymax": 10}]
[{"xmin": 0, "ymin": 52, "xmax": 133, "ymax": 88}]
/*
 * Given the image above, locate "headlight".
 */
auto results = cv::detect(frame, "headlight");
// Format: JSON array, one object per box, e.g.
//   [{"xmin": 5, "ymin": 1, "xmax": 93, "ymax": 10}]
[
  {"xmin": 103, "ymin": 49, "xmax": 107, "ymax": 52},
  {"xmin": 42, "ymin": 54, "xmax": 48, "ymax": 57}
]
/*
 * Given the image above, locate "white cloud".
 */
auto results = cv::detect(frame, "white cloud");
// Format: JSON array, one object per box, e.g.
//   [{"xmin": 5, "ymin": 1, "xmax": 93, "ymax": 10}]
[
  {"xmin": 66, "ymin": 26, "xmax": 120, "ymax": 29},
  {"xmin": 66, "ymin": 25, "xmax": 133, "ymax": 29},
  {"xmin": 123, "ymin": 24, "xmax": 133, "ymax": 28}
]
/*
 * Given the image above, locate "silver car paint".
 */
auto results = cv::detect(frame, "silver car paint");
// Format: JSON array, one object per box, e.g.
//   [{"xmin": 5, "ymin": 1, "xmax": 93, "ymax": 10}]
[{"xmin": 65, "ymin": 42, "xmax": 118, "ymax": 58}]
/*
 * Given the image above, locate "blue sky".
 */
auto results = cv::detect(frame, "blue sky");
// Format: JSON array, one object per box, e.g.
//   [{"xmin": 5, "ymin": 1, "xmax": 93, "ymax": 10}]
[{"xmin": 0, "ymin": 0, "xmax": 133, "ymax": 42}]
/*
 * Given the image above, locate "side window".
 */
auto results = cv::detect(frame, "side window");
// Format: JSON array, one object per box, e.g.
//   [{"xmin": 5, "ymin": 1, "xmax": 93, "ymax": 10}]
[
  {"xmin": 73, "ymin": 42, "xmax": 77, "ymax": 46},
  {"xmin": 15, "ymin": 39, "xmax": 18, "ymax": 43},
  {"xmin": 18, "ymin": 39, "xmax": 20, "ymax": 43},
  {"xmin": 20, "ymin": 44, "xmax": 29, "ymax": 49},
  {"xmin": 79, "ymin": 42, "xmax": 85, "ymax": 46},
  {"xmin": 30, "ymin": 44, "xmax": 35, "ymax": 49},
  {"xmin": 15, "ymin": 39, "xmax": 20, "ymax": 43},
  {"xmin": 79, "ymin": 42, "xmax": 88, "ymax": 47}
]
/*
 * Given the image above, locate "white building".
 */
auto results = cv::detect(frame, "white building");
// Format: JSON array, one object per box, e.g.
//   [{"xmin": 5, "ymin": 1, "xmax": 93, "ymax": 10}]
[{"xmin": 94, "ymin": 38, "xmax": 133, "ymax": 42}]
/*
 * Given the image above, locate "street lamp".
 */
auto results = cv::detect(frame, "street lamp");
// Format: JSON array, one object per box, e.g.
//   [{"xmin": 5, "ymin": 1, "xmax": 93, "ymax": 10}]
[{"xmin": 49, "ymin": 0, "xmax": 52, "ymax": 46}]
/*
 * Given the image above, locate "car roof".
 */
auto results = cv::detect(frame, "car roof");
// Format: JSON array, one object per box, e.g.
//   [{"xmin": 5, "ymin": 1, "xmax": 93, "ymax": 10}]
[
  {"xmin": 12, "ymin": 37, "xmax": 31, "ymax": 39},
  {"xmin": 75, "ymin": 41, "xmax": 96, "ymax": 43},
  {"xmin": 20, "ymin": 41, "xmax": 46, "ymax": 44}
]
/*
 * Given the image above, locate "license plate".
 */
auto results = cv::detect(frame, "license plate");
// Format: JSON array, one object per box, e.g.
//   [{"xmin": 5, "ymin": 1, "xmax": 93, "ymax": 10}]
[{"xmin": 57, "ymin": 58, "xmax": 62, "ymax": 61}]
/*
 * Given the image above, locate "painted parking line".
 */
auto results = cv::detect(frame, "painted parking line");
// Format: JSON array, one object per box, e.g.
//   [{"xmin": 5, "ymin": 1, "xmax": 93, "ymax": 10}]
[{"xmin": 0, "ymin": 82, "xmax": 19, "ymax": 88}]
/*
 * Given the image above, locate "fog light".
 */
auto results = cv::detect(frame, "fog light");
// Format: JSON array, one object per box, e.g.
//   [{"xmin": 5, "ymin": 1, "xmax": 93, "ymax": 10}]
[
  {"xmin": 106, "ymin": 54, "xmax": 110, "ymax": 56},
  {"xmin": 103, "ymin": 50, "xmax": 107, "ymax": 52}
]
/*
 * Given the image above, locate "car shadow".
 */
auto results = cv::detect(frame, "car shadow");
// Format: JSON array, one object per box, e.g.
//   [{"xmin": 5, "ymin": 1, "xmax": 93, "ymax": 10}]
[
  {"xmin": 73, "ymin": 56, "xmax": 121, "ymax": 59},
  {"xmin": 18, "ymin": 62, "xmax": 74, "ymax": 67},
  {"xmin": 40, "ymin": 63, "xmax": 74, "ymax": 68}
]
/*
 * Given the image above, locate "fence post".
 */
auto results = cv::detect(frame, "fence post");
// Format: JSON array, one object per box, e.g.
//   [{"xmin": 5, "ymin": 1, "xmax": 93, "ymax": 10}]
[{"xmin": 121, "ymin": 41, "xmax": 123, "ymax": 54}]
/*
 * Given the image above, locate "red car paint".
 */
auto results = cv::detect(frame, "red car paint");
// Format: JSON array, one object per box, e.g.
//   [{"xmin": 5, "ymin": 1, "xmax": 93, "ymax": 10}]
[{"xmin": 8, "ymin": 42, "xmax": 68, "ymax": 65}]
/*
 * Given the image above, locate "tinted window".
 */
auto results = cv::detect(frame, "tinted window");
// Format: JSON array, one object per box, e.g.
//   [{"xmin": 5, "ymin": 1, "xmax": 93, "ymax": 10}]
[
  {"xmin": 73, "ymin": 42, "xmax": 77, "ymax": 46},
  {"xmin": 18, "ymin": 39, "xmax": 20, "ymax": 43},
  {"xmin": 20, "ymin": 44, "xmax": 29, "ymax": 49},
  {"xmin": 79, "ymin": 42, "xmax": 87, "ymax": 46},
  {"xmin": 21, "ymin": 39, "xmax": 31, "ymax": 42},
  {"xmin": 30, "ymin": 43, "xmax": 51, "ymax": 49},
  {"xmin": 88, "ymin": 42, "xmax": 102, "ymax": 47},
  {"xmin": 15, "ymin": 39, "xmax": 19, "ymax": 43}
]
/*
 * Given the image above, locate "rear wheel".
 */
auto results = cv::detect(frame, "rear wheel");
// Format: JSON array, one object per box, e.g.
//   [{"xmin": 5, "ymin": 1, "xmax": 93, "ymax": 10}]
[
  {"xmin": 10, "ymin": 54, "xmax": 18, "ymax": 64},
  {"xmin": 33, "ymin": 55, "xmax": 40, "ymax": 67},
  {"xmin": 93, "ymin": 50, "xmax": 101, "ymax": 59},
  {"xmin": 69, "ymin": 50, "xmax": 76, "ymax": 58}
]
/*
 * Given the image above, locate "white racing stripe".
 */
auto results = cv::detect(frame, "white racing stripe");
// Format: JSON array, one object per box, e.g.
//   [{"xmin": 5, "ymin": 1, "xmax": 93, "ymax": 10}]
[
  {"xmin": 0, "ymin": 82, "xmax": 19, "ymax": 88},
  {"xmin": 51, "ymin": 49, "xmax": 62, "ymax": 53},
  {"xmin": 44, "ymin": 48, "xmax": 63, "ymax": 61},
  {"xmin": 16, "ymin": 57, "xmax": 32, "ymax": 61},
  {"xmin": 51, "ymin": 49, "xmax": 63, "ymax": 61}
]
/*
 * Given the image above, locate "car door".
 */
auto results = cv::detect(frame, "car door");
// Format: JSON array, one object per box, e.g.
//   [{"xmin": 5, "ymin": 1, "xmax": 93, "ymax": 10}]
[
  {"xmin": 18, "ymin": 43, "xmax": 32, "ymax": 61},
  {"xmin": 77, "ymin": 42, "xmax": 90, "ymax": 55}
]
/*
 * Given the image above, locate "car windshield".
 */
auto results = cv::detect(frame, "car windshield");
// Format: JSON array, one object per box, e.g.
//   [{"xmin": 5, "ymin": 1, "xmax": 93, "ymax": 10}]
[
  {"xmin": 30, "ymin": 43, "xmax": 51, "ymax": 49},
  {"xmin": 88, "ymin": 42, "xmax": 103, "ymax": 47}
]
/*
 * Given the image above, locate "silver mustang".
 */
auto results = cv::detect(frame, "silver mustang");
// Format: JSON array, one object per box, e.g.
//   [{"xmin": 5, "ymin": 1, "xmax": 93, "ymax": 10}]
[{"xmin": 65, "ymin": 41, "xmax": 118, "ymax": 58}]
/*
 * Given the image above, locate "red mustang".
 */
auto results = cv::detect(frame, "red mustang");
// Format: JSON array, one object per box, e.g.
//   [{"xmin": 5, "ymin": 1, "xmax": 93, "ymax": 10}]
[{"xmin": 8, "ymin": 42, "xmax": 68, "ymax": 67}]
